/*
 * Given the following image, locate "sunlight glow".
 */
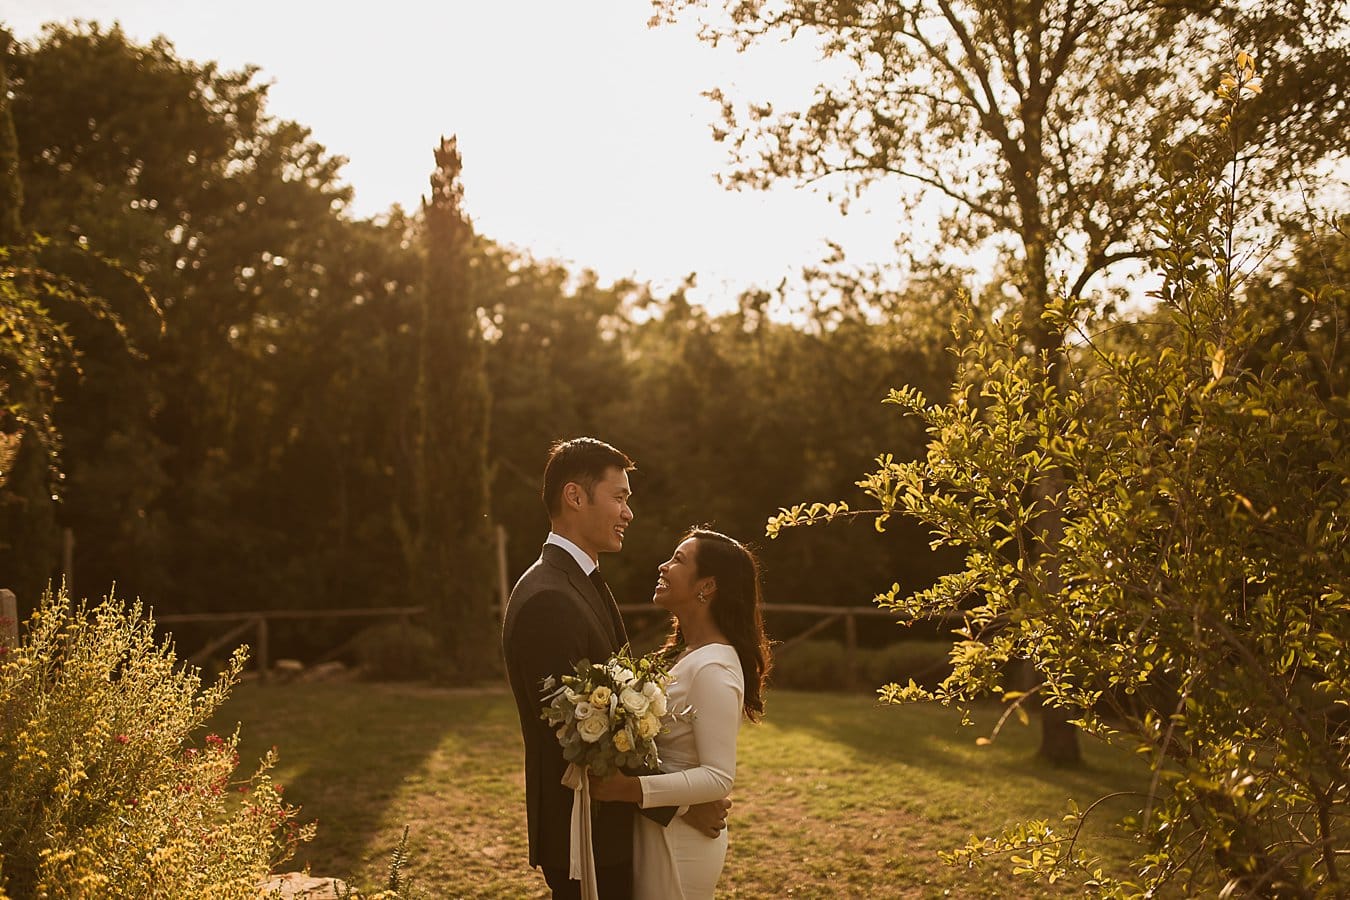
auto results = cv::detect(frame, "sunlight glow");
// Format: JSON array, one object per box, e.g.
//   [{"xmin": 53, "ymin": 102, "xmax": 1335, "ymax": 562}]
[{"xmin": 6, "ymin": 0, "xmax": 910, "ymax": 310}]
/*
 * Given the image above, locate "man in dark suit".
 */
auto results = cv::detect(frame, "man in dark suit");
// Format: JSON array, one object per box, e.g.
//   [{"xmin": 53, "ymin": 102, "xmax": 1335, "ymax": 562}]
[{"xmin": 502, "ymin": 437, "xmax": 729, "ymax": 899}]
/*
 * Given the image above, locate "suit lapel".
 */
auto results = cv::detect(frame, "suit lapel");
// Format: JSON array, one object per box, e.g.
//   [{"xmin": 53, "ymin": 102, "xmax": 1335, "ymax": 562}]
[
  {"xmin": 590, "ymin": 572, "xmax": 630, "ymax": 647},
  {"xmin": 541, "ymin": 543, "xmax": 619, "ymax": 648}
]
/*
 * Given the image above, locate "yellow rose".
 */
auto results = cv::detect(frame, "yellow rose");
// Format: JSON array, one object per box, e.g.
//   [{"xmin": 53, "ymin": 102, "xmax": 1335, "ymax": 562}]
[
  {"xmin": 590, "ymin": 686, "xmax": 613, "ymax": 707},
  {"xmin": 637, "ymin": 713, "xmax": 661, "ymax": 740},
  {"xmin": 612, "ymin": 728, "xmax": 634, "ymax": 753}
]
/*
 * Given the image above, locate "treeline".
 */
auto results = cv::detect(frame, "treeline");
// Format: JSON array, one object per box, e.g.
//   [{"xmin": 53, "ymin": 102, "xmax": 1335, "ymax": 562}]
[{"xmin": 0, "ymin": 23, "xmax": 959, "ymax": 659}]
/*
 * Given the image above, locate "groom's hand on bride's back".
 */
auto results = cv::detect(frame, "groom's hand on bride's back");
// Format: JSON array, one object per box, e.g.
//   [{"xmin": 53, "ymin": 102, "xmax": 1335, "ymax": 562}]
[{"xmin": 682, "ymin": 797, "xmax": 732, "ymax": 838}]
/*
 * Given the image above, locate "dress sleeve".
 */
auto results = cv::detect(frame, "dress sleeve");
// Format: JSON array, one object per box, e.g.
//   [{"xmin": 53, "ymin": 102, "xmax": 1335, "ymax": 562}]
[{"xmin": 639, "ymin": 658, "xmax": 743, "ymax": 809}]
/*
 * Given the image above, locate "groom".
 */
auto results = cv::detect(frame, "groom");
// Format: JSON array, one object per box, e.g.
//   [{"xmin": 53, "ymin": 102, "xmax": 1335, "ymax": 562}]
[{"xmin": 502, "ymin": 437, "xmax": 730, "ymax": 899}]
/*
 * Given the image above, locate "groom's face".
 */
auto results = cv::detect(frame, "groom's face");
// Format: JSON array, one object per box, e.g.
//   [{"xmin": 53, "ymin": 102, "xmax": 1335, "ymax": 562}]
[{"xmin": 575, "ymin": 466, "xmax": 633, "ymax": 557}]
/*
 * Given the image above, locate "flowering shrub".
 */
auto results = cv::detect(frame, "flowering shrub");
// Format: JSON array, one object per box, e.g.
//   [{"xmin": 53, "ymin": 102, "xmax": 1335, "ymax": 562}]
[{"xmin": 0, "ymin": 587, "xmax": 314, "ymax": 898}]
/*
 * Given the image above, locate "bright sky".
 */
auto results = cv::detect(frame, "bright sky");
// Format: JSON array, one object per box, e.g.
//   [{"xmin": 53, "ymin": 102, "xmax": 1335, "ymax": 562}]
[{"xmin": 4, "ymin": 1, "xmax": 909, "ymax": 308}]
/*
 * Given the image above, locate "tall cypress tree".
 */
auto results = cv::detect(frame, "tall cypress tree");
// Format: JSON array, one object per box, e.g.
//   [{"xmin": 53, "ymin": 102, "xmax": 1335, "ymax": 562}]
[
  {"xmin": 396, "ymin": 137, "xmax": 496, "ymax": 679},
  {"xmin": 0, "ymin": 30, "xmax": 59, "ymax": 602}
]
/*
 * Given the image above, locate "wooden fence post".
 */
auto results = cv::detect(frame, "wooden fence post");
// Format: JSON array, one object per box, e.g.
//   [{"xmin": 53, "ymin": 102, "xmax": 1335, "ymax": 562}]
[
  {"xmin": 256, "ymin": 616, "xmax": 270, "ymax": 682},
  {"xmin": 843, "ymin": 611, "xmax": 859, "ymax": 689},
  {"xmin": 1, "ymin": 588, "xmax": 17, "ymax": 651}
]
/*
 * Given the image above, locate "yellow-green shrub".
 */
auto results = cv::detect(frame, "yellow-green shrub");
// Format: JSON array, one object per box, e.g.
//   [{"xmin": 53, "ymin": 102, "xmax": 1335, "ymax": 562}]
[{"xmin": 0, "ymin": 587, "xmax": 313, "ymax": 898}]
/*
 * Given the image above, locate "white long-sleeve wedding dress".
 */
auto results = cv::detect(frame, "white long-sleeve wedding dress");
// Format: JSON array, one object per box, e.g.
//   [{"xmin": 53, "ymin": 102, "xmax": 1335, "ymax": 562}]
[{"xmin": 634, "ymin": 643, "xmax": 744, "ymax": 900}]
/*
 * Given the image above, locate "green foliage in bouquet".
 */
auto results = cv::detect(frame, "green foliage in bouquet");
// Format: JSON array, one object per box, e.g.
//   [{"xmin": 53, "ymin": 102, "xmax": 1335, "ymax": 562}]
[
  {"xmin": 541, "ymin": 648, "xmax": 680, "ymax": 777},
  {"xmin": 768, "ymin": 54, "xmax": 1348, "ymax": 897},
  {"xmin": 0, "ymin": 587, "xmax": 314, "ymax": 898}
]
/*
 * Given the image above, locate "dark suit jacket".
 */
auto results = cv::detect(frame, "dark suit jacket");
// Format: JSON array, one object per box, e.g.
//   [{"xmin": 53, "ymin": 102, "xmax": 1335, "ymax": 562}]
[{"xmin": 502, "ymin": 542, "xmax": 638, "ymax": 870}]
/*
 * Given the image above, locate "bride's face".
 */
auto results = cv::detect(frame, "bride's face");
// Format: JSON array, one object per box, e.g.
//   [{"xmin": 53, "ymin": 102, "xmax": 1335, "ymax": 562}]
[{"xmin": 652, "ymin": 537, "xmax": 709, "ymax": 613}]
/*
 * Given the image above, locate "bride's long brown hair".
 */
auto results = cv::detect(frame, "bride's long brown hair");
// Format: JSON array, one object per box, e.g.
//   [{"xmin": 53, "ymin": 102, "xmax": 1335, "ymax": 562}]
[{"xmin": 659, "ymin": 527, "xmax": 773, "ymax": 722}]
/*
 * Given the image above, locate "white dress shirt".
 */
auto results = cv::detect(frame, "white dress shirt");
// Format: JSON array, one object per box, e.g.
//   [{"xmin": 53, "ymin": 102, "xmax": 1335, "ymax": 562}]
[{"xmin": 545, "ymin": 532, "xmax": 598, "ymax": 575}]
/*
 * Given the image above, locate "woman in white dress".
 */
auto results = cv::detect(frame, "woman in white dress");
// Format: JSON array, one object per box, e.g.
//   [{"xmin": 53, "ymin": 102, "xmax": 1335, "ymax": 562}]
[{"xmin": 590, "ymin": 528, "xmax": 772, "ymax": 899}]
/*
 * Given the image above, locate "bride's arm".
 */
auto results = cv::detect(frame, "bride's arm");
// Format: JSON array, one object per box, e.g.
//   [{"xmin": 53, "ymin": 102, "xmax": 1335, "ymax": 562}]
[{"xmin": 637, "ymin": 660, "xmax": 743, "ymax": 808}]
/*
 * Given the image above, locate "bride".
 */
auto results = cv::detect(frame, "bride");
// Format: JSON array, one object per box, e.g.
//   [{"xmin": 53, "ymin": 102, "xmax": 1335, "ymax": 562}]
[{"xmin": 590, "ymin": 527, "xmax": 772, "ymax": 899}]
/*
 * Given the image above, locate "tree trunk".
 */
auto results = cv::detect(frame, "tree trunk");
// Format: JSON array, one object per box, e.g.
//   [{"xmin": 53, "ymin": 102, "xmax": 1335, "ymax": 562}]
[
  {"xmin": 1021, "ymin": 218, "xmax": 1084, "ymax": 766},
  {"xmin": 1037, "ymin": 704, "xmax": 1082, "ymax": 766}
]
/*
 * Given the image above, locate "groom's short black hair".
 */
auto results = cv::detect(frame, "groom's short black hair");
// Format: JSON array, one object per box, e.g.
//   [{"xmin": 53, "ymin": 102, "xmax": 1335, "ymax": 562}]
[{"xmin": 542, "ymin": 437, "xmax": 634, "ymax": 518}]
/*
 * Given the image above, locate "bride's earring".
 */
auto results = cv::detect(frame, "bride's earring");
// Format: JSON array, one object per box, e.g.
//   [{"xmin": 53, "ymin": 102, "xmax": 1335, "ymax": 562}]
[{"xmin": 697, "ymin": 590, "xmax": 707, "ymax": 604}]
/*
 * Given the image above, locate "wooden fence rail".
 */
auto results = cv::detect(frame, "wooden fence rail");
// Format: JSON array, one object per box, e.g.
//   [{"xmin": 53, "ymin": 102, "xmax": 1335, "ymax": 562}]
[
  {"xmin": 156, "ymin": 606, "xmax": 425, "ymax": 681},
  {"xmin": 2, "ymin": 585, "xmax": 939, "ymax": 692},
  {"xmin": 620, "ymin": 601, "xmax": 940, "ymax": 689}
]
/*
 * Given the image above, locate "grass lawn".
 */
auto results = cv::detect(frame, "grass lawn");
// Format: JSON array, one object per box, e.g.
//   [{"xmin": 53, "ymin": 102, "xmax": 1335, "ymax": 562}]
[{"xmin": 212, "ymin": 680, "xmax": 1154, "ymax": 898}]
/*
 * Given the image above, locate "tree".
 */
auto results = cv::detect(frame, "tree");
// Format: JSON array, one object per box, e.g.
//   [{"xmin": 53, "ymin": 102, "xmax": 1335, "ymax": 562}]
[
  {"xmin": 477, "ymin": 249, "xmax": 637, "ymax": 582},
  {"xmin": 394, "ymin": 137, "xmax": 497, "ymax": 679},
  {"xmin": 658, "ymin": 0, "xmax": 1350, "ymax": 763},
  {"xmin": 773, "ymin": 58, "xmax": 1349, "ymax": 896},
  {"xmin": 608, "ymin": 280, "xmax": 959, "ymax": 613},
  {"xmin": 8, "ymin": 23, "xmax": 358, "ymax": 610},
  {"xmin": 0, "ymin": 30, "xmax": 91, "ymax": 602},
  {"xmin": 1243, "ymin": 214, "xmax": 1350, "ymax": 402},
  {"xmin": 252, "ymin": 211, "xmax": 422, "ymax": 616},
  {"xmin": 0, "ymin": 28, "xmax": 57, "ymax": 602},
  {"xmin": 656, "ymin": 0, "xmax": 1347, "ymax": 330}
]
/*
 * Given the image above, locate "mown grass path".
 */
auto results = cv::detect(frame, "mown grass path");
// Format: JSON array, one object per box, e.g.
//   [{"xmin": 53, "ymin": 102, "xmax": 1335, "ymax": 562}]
[{"xmin": 214, "ymin": 681, "xmax": 1152, "ymax": 898}]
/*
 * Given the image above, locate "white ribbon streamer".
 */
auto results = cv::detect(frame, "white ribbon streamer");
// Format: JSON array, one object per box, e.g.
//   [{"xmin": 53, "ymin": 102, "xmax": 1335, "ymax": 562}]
[{"xmin": 560, "ymin": 762, "xmax": 599, "ymax": 900}]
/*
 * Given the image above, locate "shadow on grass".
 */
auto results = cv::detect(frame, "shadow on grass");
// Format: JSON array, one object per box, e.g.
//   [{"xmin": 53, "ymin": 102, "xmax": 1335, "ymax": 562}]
[
  {"xmin": 772, "ymin": 685, "xmax": 1139, "ymax": 771},
  {"xmin": 764, "ymin": 688, "xmax": 1145, "ymax": 788},
  {"xmin": 208, "ymin": 679, "xmax": 532, "ymax": 891},
  {"xmin": 206, "ymin": 681, "xmax": 1150, "ymax": 897},
  {"xmin": 735, "ymin": 690, "xmax": 1156, "ymax": 895}
]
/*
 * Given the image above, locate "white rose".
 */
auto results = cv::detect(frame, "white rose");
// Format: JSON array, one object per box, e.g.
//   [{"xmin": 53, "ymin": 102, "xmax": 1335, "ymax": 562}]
[
  {"xmin": 564, "ymin": 687, "xmax": 580, "ymax": 703},
  {"xmin": 649, "ymin": 690, "xmax": 668, "ymax": 717},
  {"xmin": 620, "ymin": 687, "xmax": 650, "ymax": 716},
  {"xmin": 641, "ymin": 681, "xmax": 660, "ymax": 699},
  {"xmin": 609, "ymin": 664, "xmax": 636, "ymax": 687},
  {"xmin": 577, "ymin": 712, "xmax": 609, "ymax": 743},
  {"xmin": 573, "ymin": 701, "xmax": 595, "ymax": 720}
]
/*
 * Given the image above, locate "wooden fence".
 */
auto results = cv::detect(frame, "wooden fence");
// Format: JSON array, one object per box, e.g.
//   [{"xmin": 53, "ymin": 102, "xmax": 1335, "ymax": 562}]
[
  {"xmin": 154, "ymin": 602, "xmax": 910, "ymax": 687},
  {"xmin": 620, "ymin": 601, "xmax": 916, "ymax": 689},
  {"xmin": 1, "ymin": 588, "xmax": 17, "ymax": 651},
  {"xmin": 155, "ymin": 606, "xmax": 425, "ymax": 681},
  {"xmin": 0, "ymin": 585, "xmax": 925, "ymax": 691}
]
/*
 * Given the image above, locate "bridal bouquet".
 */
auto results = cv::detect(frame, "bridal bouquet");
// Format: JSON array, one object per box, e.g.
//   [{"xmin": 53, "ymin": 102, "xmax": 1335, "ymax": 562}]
[{"xmin": 540, "ymin": 647, "xmax": 676, "ymax": 776}]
